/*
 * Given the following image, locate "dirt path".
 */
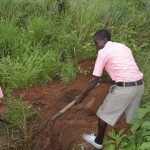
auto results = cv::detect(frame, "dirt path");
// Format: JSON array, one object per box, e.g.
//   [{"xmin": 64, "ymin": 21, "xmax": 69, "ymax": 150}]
[{"xmin": 4, "ymin": 61, "xmax": 130, "ymax": 150}]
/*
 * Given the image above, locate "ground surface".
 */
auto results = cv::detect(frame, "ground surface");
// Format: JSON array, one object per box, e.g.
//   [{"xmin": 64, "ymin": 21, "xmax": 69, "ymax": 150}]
[{"xmin": 0, "ymin": 61, "xmax": 130, "ymax": 150}]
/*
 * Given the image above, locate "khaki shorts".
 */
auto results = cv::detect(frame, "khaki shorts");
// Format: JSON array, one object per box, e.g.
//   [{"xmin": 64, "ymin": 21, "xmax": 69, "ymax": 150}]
[{"xmin": 97, "ymin": 84, "xmax": 144, "ymax": 126}]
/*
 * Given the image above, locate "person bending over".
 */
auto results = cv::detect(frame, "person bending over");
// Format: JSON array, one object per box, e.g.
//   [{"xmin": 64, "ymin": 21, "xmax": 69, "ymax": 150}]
[{"xmin": 75, "ymin": 29, "xmax": 144, "ymax": 149}]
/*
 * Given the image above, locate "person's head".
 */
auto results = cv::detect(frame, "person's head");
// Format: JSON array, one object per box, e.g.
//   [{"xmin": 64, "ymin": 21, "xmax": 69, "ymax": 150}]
[{"xmin": 93, "ymin": 29, "xmax": 111, "ymax": 51}]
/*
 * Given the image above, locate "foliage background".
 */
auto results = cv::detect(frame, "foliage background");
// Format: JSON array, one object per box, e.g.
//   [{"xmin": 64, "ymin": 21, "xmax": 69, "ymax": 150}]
[{"xmin": 0, "ymin": 0, "xmax": 149, "ymax": 102}]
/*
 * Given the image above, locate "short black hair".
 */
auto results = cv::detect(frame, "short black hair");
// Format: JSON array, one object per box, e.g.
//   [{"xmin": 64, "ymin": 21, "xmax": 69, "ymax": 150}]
[{"xmin": 93, "ymin": 29, "xmax": 111, "ymax": 41}]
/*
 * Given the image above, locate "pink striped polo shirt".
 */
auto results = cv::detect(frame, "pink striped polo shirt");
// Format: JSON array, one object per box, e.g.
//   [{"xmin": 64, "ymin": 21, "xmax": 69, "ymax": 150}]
[{"xmin": 93, "ymin": 41, "xmax": 143, "ymax": 82}]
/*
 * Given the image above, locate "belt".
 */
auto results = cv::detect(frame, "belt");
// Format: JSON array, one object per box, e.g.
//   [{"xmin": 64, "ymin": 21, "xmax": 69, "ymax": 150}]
[{"xmin": 116, "ymin": 79, "xmax": 144, "ymax": 87}]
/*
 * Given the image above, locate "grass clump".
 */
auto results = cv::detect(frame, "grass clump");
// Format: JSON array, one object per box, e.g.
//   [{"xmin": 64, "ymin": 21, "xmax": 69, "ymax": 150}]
[{"xmin": 0, "ymin": 98, "xmax": 39, "ymax": 150}]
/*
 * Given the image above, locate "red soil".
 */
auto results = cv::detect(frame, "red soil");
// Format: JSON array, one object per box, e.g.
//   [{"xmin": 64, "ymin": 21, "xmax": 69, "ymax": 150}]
[{"xmin": 3, "ymin": 60, "xmax": 131, "ymax": 150}]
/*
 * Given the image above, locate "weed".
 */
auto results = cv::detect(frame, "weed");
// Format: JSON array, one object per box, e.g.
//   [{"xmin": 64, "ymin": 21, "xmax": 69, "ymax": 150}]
[
  {"xmin": 104, "ymin": 103, "xmax": 150, "ymax": 150},
  {"xmin": 3, "ymin": 98, "xmax": 39, "ymax": 150},
  {"xmin": 77, "ymin": 66, "xmax": 90, "ymax": 76},
  {"xmin": 60, "ymin": 61, "xmax": 77, "ymax": 84}
]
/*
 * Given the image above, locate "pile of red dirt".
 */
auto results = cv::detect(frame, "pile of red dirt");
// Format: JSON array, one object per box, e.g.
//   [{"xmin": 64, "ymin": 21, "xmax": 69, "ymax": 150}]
[{"xmin": 11, "ymin": 61, "xmax": 130, "ymax": 150}]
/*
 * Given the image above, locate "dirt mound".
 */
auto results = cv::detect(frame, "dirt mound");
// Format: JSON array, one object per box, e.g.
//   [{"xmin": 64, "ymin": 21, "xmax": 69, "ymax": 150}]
[{"xmin": 12, "ymin": 61, "xmax": 130, "ymax": 150}]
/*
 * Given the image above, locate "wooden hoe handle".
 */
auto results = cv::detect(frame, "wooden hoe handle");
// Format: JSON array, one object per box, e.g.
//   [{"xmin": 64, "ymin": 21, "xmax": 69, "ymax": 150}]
[{"xmin": 52, "ymin": 99, "xmax": 76, "ymax": 121}]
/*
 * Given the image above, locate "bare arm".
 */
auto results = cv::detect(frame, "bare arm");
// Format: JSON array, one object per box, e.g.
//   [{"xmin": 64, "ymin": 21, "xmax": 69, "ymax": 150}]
[{"xmin": 75, "ymin": 75, "xmax": 101, "ymax": 103}]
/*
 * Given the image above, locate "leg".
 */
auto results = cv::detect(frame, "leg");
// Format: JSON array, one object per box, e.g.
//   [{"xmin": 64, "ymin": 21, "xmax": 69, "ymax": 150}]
[
  {"xmin": 125, "ymin": 84, "xmax": 144, "ymax": 124},
  {"xmin": 95, "ymin": 118, "xmax": 107, "ymax": 145}
]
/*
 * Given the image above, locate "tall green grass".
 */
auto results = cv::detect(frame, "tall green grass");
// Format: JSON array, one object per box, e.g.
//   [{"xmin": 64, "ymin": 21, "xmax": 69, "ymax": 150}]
[
  {"xmin": 0, "ymin": 50, "xmax": 61, "ymax": 88},
  {"xmin": 0, "ymin": 0, "xmax": 149, "ymax": 102}
]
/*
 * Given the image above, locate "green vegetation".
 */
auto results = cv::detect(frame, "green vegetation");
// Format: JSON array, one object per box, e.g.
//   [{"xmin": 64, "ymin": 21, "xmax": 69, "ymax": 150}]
[
  {"xmin": 0, "ymin": 0, "xmax": 149, "ymax": 101},
  {"xmin": 0, "ymin": 1, "xmax": 149, "ymax": 149},
  {"xmin": 104, "ymin": 103, "xmax": 150, "ymax": 150},
  {"xmin": 0, "ymin": 98, "xmax": 39, "ymax": 150}
]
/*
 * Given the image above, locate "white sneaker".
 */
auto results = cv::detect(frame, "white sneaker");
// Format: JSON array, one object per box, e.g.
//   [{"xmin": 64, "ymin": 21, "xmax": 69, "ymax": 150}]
[{"xmin": 83, "ymin": 134, "xmax": 103, "ymax": 149}]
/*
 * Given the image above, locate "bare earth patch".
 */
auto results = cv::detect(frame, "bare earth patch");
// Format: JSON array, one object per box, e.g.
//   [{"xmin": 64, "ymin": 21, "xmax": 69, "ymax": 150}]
[{"xmin": 0, "ymin": 61, "xmax": 130, "ymax": 150}]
